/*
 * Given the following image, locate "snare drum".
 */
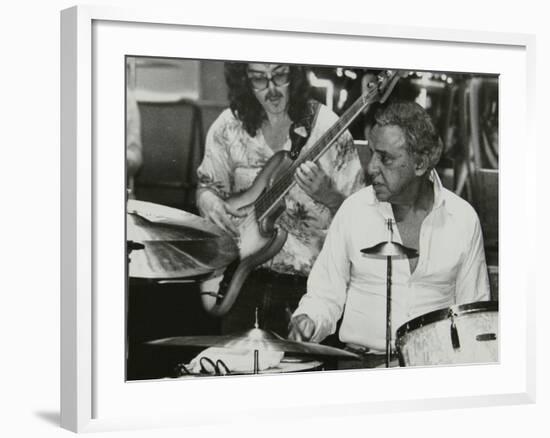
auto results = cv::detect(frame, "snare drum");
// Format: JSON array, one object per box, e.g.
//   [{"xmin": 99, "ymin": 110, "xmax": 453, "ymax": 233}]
[{"xmin": 396, "ymin": 301, "xmax": 498, "ymax": 367}]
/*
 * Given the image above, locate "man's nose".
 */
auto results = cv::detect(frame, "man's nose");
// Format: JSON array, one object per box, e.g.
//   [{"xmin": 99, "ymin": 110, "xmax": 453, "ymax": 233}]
[
  {"xmin": 267, "ymin": 77, "xmax": 277, "ymax": 92},
  {"xmin": 367, "ymin": 153, "xmax": 380, "ymax": 176}
]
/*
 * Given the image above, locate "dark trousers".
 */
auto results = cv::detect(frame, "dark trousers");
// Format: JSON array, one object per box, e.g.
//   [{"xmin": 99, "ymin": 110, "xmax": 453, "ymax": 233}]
[{"xmin": 221, "ymin": 269, "xmax": 307, "ymax": 337}]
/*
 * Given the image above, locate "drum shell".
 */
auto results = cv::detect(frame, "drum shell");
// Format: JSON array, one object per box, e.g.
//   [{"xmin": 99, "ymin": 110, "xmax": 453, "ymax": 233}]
[{"xmin": 396, "ymin": 301, "xmax": 498, "ymax": 367}]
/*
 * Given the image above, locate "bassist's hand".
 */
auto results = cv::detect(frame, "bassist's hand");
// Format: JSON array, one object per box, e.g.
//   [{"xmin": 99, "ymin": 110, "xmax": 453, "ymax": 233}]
[
  {"xmin": 197, "ymin": 190, "xmax": 246, "ymax": 238},
  {"xmin": 295, "ymin": 161, "xmax": 345, "ymax": 212}
]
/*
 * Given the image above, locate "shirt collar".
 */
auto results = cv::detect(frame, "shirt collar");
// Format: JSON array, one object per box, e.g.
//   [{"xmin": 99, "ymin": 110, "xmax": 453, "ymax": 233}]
[
  {"xmin": 366, "ymin": 169, "xmax": 448, "ymax": 212},
  {"xmin": 431, "ymin": 170, "xmax": 446, "ymax": 210}
]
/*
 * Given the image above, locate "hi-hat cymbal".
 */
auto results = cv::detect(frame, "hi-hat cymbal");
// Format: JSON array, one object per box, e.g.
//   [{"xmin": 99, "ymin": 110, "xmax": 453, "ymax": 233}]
[
  {"xmin": 148, "ymin": 327, "xmax": 359, "ymax": 359},
  {"xmin": 127, "ymin": 200, "xmax": 239, "ymax": 279},
  {"xmin": 360, "ymin": 241, "xmax": 418, "ymax": 259}
]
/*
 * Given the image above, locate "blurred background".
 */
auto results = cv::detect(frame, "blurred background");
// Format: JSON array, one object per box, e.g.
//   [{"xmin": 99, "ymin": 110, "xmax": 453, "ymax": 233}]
[{"xmin": 126, "ymin": 56, "xmax": 498, "ymax": 379}]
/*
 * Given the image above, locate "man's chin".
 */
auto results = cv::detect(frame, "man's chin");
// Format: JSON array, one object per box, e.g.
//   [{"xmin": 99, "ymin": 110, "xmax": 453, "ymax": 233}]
[
  {"xmin": 267, "ymin": 103, "xmax": 286, "ymax": 114},
  {"xmin": 372, "ymin": 186, "xmax": 390, "ymax": 202},
  {"xmin": 374, "ymin": 194, "xmax": 390, "ymax": 202}
]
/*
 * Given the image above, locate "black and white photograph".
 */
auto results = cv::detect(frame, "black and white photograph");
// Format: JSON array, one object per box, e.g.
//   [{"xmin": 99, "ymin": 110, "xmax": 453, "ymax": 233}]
[
  {"xmin": 125, "ymin": 56, "xmax": 499, "ymax": 380},
  {"xmin": 2, "ymin": 0, "xmax": 540, "ymax": 435}
]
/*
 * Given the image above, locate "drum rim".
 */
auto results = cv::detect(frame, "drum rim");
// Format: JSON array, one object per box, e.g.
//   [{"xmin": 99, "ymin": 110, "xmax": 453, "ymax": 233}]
[{"xmin": 395, "ymin": 301, "xmax": 499, "ymax": 342}]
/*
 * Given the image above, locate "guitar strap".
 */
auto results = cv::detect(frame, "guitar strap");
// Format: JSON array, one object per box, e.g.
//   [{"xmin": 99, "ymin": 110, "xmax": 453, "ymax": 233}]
[{"xmin": 289, "ymin": 100, "xmax": 321, "ymax": 160}]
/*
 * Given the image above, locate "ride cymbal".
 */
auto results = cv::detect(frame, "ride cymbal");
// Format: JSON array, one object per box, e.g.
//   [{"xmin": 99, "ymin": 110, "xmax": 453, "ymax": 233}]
[{"xmin": 148, "ymin": 327, "xmax": 359, "ymax": 359}]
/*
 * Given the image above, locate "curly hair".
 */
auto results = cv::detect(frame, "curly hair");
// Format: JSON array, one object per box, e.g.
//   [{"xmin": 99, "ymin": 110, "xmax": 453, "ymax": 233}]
[
  {"xmin": 224, "ymin": 62, "xmax": 311, "ymax": 136},
  {"xmin": 373, "ymin": 101, "xmax": 443, "ymax": 170}
]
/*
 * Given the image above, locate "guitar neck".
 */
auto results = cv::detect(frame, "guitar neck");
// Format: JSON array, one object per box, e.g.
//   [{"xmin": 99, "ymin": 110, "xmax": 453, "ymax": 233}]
[{"xmin": 255, "ymin": 88, "xmax": 377, "ymax": 220}]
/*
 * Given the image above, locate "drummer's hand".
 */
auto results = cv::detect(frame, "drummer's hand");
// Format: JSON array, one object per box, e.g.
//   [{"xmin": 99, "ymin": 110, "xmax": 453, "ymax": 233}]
[
  {"xmin": 288, "ymin": 314, "xmax": 315, "ymax": 342},
  {"xmin": 197, "ymin": 190, "xmax": 246, "ymax": 238}
]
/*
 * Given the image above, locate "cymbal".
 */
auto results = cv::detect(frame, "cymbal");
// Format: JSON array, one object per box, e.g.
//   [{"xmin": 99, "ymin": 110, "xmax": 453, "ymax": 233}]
[
  {"xmin": 148, "ymin": 327, "xmax": 359, "ymax": 359},
  {"xmin": 361, "ymin": 218, "xmax": 418, "ymax": 259},
  {"xmin": 361, "ymin": 241, "xmax": 418, "ymax": 259},
  {"xmin": 127, "ymin": 200, "xmax": 239, "ymax": 279},
  {"xmin": 128, "ymin": 199, "xmax": 227, "ymax": 240}
]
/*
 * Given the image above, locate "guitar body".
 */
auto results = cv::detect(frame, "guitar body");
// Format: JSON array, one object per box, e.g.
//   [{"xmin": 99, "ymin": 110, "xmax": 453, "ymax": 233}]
[
  {"xmin": 206, "ymin": 150, "xmax": 294, "ymax": 316},
  {"xmin": 229, "ymin": 150, "xmax": 294, "ymax": 249}
]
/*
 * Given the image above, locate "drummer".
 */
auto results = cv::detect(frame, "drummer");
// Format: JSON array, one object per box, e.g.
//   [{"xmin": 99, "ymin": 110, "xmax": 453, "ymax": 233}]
[{"xmin": 288, "ymin": 101, "xmax": 490, "ymax": 368}]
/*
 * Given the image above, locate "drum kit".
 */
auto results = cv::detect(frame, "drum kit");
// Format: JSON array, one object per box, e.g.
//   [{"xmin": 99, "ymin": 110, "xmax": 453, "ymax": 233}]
[
  {"xmin": 127, "ymin": 201, "xmax": 498, "ymax": 376},
  {"xmin": 127, "ymin": 200, "xmax": 358, "ymax": 375}
]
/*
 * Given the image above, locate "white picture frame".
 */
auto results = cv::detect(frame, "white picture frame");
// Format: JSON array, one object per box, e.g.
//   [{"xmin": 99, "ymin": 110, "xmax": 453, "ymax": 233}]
[{"xmin": 60, "ymin": 4, "xmax": 536, "ymax": 433}]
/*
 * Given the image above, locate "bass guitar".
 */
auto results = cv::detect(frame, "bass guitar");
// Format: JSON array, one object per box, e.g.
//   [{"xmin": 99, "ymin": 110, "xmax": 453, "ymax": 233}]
[{"xmin": 202, "ymin": 70, "xmax": 401, "ymax": 316}]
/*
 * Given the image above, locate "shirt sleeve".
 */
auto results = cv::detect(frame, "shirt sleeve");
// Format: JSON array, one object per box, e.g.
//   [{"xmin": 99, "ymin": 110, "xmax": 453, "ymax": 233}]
[
  {"xmin": 455, "ymin": 214, "xmax": 491, "ymax": 303},
  {"xmin": 292, "ymin": 202, "xmax": 351, "ymax": 342},
  {"xmin": 196, "ymin": 112, "xmax": 234, "ymax": 198}
]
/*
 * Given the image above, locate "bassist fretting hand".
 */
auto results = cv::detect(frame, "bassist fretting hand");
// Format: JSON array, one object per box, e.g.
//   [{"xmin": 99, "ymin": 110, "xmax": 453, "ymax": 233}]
[{"xmin": 295, "ymin": 161, "xmax": 345, "ymax": 212}]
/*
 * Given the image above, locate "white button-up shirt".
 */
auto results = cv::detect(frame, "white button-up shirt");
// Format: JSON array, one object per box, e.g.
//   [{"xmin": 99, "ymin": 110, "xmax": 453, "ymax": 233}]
[{"xmin": 294, "ymin": 171, "xmax": 490, "ymax": 352}]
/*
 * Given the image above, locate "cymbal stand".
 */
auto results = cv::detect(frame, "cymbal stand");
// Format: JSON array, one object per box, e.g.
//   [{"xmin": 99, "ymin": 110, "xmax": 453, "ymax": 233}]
[
  {"xmin": 253, "ymin": 308, "xmax": 260, "ymax": 374},
  {"xmin": 361, "ymin": 219, "xmax": 418, "ymax": 367},
  {"xmin": 383, "ymin": 221, "xmax": 394, "ymax": 367}
]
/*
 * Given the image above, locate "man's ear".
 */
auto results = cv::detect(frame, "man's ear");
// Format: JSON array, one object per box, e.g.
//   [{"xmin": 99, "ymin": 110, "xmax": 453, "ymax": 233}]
[{"xmin": 414, "ymin": 153, "xmax": 430, "ymax": 177}]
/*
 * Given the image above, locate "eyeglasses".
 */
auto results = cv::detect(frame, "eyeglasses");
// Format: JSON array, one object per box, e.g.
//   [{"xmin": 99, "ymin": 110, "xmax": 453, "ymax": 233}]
[{"xmin": 247, "ymin": 69, "xmax": 290, "ymax": 91}]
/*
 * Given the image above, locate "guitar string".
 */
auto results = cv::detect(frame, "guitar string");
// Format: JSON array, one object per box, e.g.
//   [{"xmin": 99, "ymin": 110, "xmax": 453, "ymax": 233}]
[
  {"xmin": 255, "ymin": 87, "xmax": 375, "ymax": 217},
  {"xmin": 260, "ymin": 107, "xmax": 359, "ymax": 209},
  {"xmin": 235, "ymin": 116, "xmax": 351, "ymax": 232},
  {"xmin": 257, "ymin": 77, "xmax": 385, "ymax": 214},
  {"xmin": 234, "ymin": 84, "xmax": 376, "ymax": 232},
  {"xmin": 233, "ymin": 75, "xmax": 392, "ymax": 232},
  {"xmin": 234, "ymin": 92, "xmax": 369, "ymax": 232}
]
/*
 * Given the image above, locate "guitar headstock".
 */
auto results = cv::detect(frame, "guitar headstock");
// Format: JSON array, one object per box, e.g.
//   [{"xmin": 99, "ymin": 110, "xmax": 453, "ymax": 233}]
[{"xmin": 364, "ymin": 69, "xmax": 404, "ymax": 105}]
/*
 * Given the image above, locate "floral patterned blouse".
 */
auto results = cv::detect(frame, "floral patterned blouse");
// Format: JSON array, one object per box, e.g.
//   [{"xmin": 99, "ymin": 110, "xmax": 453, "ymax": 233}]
[{"xmin": 197, "ymin": 103, "xmax": 364, "ymax": 276}]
